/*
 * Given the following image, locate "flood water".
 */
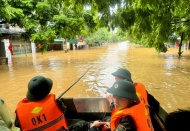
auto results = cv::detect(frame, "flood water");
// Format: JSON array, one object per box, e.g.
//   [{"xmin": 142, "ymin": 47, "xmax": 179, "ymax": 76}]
[{"xmin": 0, "ymin": 41, "xmax": 190, "ymax": 114}]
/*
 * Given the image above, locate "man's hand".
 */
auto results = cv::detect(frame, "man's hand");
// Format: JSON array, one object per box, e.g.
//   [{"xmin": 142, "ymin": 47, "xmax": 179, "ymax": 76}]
[
  {"xmin": 90, "ymin": 121, "xmax": 108, "ymax": 128},
  {"xmin": 102, "ymin": 122, "xmax": 110, "ymax": 131}
]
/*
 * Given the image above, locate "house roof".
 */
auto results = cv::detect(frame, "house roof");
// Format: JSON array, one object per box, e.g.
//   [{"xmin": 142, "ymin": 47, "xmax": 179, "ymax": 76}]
[
  {"xmin": 69, "ymin": 39, "xmax": 78, "ymax": 44},
  {"xmin": 0, "ymin": 27, "xmax": 24, "ymax": 38},
  {"xmin": 53, "ymin": 38, "xmax": 65, "ymax": 44}
]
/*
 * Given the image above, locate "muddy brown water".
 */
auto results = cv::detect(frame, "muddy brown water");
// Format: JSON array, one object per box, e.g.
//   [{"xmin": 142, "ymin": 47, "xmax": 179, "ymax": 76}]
[{"xmin": 0, "ymin": 41, "xmax": 190, "ymax": 115}]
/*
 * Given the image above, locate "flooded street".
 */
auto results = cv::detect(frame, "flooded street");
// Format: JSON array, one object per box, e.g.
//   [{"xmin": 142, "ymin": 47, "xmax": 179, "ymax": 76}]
[{"xmin": 0, "ymin": 41, "xmax": 190, "ymax": 114}]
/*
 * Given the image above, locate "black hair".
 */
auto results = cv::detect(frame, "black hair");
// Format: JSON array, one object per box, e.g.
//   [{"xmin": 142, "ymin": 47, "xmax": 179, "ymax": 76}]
[{"xmin": 165, "ymin": 108, "xmax": 190, "ymax": 131}]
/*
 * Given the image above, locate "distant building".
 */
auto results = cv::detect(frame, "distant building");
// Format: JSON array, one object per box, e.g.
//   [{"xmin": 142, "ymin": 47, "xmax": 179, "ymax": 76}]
[
  {"xmin": 0, "ymin": 21, "xmax": 31, "ymax": 55},
  {"xmin": 69, "ymin": 38, "xmax": 88, "ymax": 50}
]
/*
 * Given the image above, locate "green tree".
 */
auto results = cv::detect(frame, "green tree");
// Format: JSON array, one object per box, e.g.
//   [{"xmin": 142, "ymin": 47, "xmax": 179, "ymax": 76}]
[
  {"xmin": 112, "ymin": 0, "xmax": 190, "ymax": 56},
  {"xmin": 3, "ymin": 0, "xmax": 190, "ymax": 55},
  {"xmin": 0, "ymin": 0, "xmax": 23, "ymax": 22},
  {"xmin": 6, "ymin": 0, "xmax": 99, "ymax": 52},
  {"xmin": 84, "ymin": 27, "xmax": 110, "ymax": 46}
]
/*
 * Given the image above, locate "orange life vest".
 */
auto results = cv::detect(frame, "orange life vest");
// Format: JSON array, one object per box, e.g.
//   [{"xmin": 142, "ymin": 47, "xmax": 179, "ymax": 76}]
[
  {"xmin": 16, "ymin": 94, "xmax": 68, "ymax": 131},
  {"xmin": 134, "ymin": 82, "xmax": 150, "ymax": 115},
  {"xmin": 111, "ymin": 102, "xmax": 154, "ymax": 131}
]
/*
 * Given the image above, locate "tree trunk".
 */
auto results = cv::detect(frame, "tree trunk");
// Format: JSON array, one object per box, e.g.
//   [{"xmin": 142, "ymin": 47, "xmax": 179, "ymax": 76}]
[{"xmin": 178, "ymin": 32, "xmax": 184, "ymax": 57}]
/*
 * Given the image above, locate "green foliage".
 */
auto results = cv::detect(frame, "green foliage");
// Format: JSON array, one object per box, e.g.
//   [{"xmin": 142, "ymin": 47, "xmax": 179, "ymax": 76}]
[
  {"xmin": 31, "ymin": 28, "xmax": 56, "ymax": 45},
  {"xmin": 36, "ymin": 2, "xmax": 59, "ymax": 26},
  {"xmin": 2, "ymin": 0, "xmax": 190, "ymax": 53},
  {"xmin": 52, "ymin": 13, "xmax": 85, "ymax": 39},
  {"xmin": 19, "ymin": 17, "xmax": 38, "ymax": 41},
  {"xmin": 83, "ymin": 12, "xmax": 97, "ymax": 31},
  {"xmin": 83, "ymin": 28, "xmax": 110, "ymax": 46},
  {"xmin": 1, "ymin": 0, "xmax": 99, "ymax": 53},
  {"xmin": 0, "ymin": 0, "xmax": 24, "ymax": 21},
  {"xmin": 115, "ymin": 0, "xmax": 190, "ymax": 53},
  {"xmin": 117, "ymin": 8, "xmax": 135, "ymax": 30},
  {"xmin": 113, "ymin": 28, "xmax": 128, "ymax": 42}
]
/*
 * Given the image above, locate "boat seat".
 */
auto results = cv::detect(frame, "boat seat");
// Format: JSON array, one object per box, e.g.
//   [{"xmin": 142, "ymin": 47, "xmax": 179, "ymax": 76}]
[{"xmin": 61, "ymin": 97, "xmax": 111, "ymax": 121}]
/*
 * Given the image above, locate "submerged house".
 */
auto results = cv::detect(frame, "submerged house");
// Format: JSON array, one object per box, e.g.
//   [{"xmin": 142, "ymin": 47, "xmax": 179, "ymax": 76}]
[
  {"xmin": 0, "ymin": 21, "xmax": 29, "ymax": 56},
  {"xmin": 48, "ymin": 38, "xmax": 70, "ymax": 51},
  {"xmin": 0, "ymin": 21, "xmax": 26, "ymax": 64},
  {"xmin": 69, "ymin": 38, "xmax": 88, "ymax": 50}
]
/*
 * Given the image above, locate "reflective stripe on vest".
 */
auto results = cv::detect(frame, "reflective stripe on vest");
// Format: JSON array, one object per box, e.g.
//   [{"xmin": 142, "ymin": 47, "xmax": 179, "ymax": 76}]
[{"xmin": 28, "ymin": 114, "xmax": 66, "ymax": 131}]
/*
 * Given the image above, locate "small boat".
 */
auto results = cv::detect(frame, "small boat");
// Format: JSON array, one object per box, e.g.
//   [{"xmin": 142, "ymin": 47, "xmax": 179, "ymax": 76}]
[{"xmin": 61, "ymin": 97, "xmax": 168, "ymax": 131}]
